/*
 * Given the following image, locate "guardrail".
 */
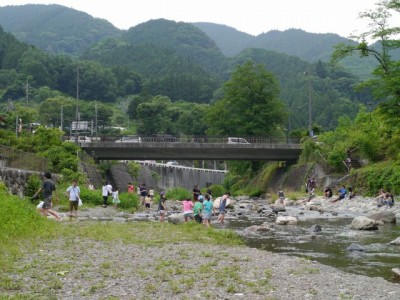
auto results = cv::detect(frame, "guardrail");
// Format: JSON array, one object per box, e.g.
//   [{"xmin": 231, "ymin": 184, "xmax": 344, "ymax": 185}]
[{"xmin": 64, "ymin": 135, "xmax": 300, "ymax": 144}]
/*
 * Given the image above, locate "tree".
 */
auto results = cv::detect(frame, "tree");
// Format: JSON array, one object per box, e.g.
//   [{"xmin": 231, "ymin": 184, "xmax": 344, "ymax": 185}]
[
  {"xmin": 136, "ymin": 95, "xmax": 172, "ymax": 135},
  {"xmin": 205, "ymin": 61, "xmax": 286, "ymax": 136},
  {"xmin": 332, "ymin": 0, "xmax": 400, "ymax": 127}
]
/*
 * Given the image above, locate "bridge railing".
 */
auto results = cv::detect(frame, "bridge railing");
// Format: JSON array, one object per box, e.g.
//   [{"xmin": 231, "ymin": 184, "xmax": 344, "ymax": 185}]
[{"xmin": 65, "ymin": 135, "xmax": 300, "ymax": 144}]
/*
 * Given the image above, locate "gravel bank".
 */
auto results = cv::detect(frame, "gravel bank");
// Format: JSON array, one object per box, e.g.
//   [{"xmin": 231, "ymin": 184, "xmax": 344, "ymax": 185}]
[{"xmin": 6, "ymin": 235, "xmax": 400, "ymax": 300}]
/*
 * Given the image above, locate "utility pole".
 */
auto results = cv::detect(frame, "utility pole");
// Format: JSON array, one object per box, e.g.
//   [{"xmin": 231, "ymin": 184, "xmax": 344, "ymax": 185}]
[
  {"xmin": 75, "ymin": 65, "xmax": 79, "ymax": 142},
  {"xmin": 95, "ymin": 101, "xmax": 98, "ymax": 137},
  {"xmin": 60, "ymin": 106, "xmax": 63, "ymax": 132},
  {"xmin": 304, "ymin": 71, "xmax": 313, "ymax": 137},
  {"xmin": 25, "ymin": 79, "xmax": 29, "ymax": 104}
]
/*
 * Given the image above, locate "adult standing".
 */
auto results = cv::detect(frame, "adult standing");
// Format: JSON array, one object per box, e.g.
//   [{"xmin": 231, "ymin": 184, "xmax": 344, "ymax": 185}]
[
  {"xmin": 217, "ymin": 192, "xmax": 230, "ymax": 224},
  {"xmin": 193, "ymin": 184, "xmax": 200, "ymax": 201},
  {"xmin": 102, "ymin": 181, "xmax": 112, "ymax": 208},
  {"xmin": 66, "ymin": 179, "xmax": 80, "ymax": 218},
  {"xmin": 140, "ymin": 183, "xmax": 147, "ymax": 206},
  {"xmin": 33, "ymin": 171, "xmax": 61, "ymax": 221}
]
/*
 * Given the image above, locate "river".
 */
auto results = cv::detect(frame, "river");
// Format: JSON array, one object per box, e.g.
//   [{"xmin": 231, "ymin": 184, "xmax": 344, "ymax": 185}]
[{"xmin": 228, "ymin": 213, "xmax": 400, "ymax": 282}]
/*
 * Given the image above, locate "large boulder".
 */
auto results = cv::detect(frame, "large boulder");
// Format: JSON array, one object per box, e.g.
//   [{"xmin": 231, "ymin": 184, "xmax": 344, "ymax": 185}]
[
  {"xmin": 167, "ymin": 213, "xmax": 185, "ymax": 224},
  {"xmin": 350, "ymin": 216, "xmax": 379, "ymax": 230},
  {"xmin": 367, "ymin": 211, "xmax": 396, "ymax": 224},
  {"xmin": 213, "ymin": 197, "xmax": 233, "ymax": 209},
  {"xmin": 276, "ymin": 216, "xmax": 298, "ymax": 225}
]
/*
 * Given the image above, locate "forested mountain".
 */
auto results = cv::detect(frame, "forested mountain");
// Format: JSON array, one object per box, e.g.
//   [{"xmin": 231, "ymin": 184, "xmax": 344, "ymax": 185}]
[
  {"xmin": 192, "ymin": 22, "xmax": 255, "ymax": 57},
  {"xmin": 0, "ymin": 4, "xmax": 121, "ymax": 54},
  {"xmin": 123, "ymin": 19, "xmax": 229, "ymax": 76},
  {"xmin": 0, "ymin": 4, "xmax": 376, "ymax": 132},
  {"xmin": 192, "ymin": 23, "xmax": 377, "ymax": 79},
  {"xmin": 81, "ymin": 38, "xmax": 220, "ymax": 102}
]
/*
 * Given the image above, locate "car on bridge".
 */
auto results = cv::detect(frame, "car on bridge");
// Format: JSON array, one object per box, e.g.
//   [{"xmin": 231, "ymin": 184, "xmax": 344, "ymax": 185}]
[
  {"xmin": 115, "ymin": 136, "xmax": 142, "ymax": 143},
  {"xmin": 227, "ymin": 137, "xmax": 250, "ymax": 144}
]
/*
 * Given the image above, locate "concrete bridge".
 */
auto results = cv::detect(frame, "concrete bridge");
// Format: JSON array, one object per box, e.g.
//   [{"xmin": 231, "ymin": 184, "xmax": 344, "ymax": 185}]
[{"xmin": 78, "ymin": 136, "xmax": 302, "ymax": 162}]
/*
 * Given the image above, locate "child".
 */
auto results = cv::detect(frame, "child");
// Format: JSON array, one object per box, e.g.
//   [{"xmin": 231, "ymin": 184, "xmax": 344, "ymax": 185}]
[
  {"xmin": 112, "ymin": 188, "xmax": 120, "ymax": 208},
  {"xmin": 203, "ymin": 194, "xmax": 213, "ymax": 227},
  {"xmin": 182, "ymin": 198, "xmax": 194, "ymax": 222},
  {"xmin": 158, "ymin": 192, "xmax": 167, "ymax": 222},
  {"xmin": 193, "ymin": 198, "xmax": 203, "ymax": 223},
  {"xmin": 144, "ymin": 193, "xmax": 152, "ymax": 212},
  {"xmin": 149, "ymin": 187, "xmax": 155, "ymax": 200},
  {"xmin": 66, "ymin": 179, "xmax": 80, "ymax": 218}
]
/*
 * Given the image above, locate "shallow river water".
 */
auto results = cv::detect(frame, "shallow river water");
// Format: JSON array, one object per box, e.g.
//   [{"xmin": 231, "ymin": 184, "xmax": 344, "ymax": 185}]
[{"xmin": 228, "ymin": 215, "xmax": 400, "ymax": 282}]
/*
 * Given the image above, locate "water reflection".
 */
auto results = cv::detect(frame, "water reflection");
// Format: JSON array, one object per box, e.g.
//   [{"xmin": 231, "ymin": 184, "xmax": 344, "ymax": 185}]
[{"xmin": 228, "ymin": 217, "xmax": 400, "ymax": 282}]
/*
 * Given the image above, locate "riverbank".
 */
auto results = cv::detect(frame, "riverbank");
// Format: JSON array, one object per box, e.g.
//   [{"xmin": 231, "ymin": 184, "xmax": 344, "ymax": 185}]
[
  {"xmin": 4, "ymin": 221, "xmax": 400, "ymax": 300},
  {"xmin": 4, "ymin": 197, "xmax": 400, "ymax": 299}
]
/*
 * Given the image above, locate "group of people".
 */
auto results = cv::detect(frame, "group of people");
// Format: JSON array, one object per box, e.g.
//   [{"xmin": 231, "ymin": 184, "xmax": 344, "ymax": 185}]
[
  {"xmin": 101, "ymin": 182, "xmax": 120, "ymax": 208},
  {"xmin": 182, "ymin": 188, "xmax": 231, "ymax": 227},
  {"xmin": 34, "ymin": 173, "xmax": 84, "ymax": 219}
]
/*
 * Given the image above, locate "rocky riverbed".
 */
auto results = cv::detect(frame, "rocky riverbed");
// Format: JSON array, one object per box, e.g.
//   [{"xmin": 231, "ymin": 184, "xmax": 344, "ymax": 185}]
[{"xmin": 20, "ymin": 195, "xmax": 399, "ymax": 299}]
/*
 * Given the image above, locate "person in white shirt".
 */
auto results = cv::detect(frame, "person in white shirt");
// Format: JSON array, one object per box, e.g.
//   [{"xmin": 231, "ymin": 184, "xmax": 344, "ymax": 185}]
[
  {"xmin": 102, "ymin": 181, "xmax": 112, "ymax": 208},
  {"xmin": 66, "ymin": 179, "xmax": 80, "ymax": 217}
]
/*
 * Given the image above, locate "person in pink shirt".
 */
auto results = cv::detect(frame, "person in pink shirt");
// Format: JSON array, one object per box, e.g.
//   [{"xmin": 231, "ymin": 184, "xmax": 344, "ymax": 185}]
[{"xmin": 182, "ymin": 198, "xmax": 194, "ymax": 222}]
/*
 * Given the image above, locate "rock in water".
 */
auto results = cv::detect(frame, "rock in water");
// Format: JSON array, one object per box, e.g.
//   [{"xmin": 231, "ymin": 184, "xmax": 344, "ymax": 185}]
[
  {"xmin": 276, "ymin": 216, "xmax": 298, "ymax": 225},
  {"xmin": 346, "ymin": 243, "xmax": 366, "ymax": 252},
  {"xmin": 350, "ymin": 216, "xmax": 379, "ymax": 230},
  {"xmin": 310, "ymin": 224, "xmax": 322, "ymax": 232}
]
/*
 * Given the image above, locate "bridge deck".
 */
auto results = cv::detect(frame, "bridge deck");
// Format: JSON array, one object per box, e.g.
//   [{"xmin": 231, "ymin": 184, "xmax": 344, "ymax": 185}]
[{"xmin": 80, "ymin": 141, "xmax": 302, "ymax": 161}]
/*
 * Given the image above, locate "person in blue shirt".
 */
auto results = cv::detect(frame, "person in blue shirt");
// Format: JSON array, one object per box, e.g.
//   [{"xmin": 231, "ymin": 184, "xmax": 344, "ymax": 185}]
[
  {"xmin": 332, "ymin": 185, "xmax": 347, "ymax": 203},
  {"xmin": 203, "ymin": 194, "xmax": 213, "ymax": 227}
]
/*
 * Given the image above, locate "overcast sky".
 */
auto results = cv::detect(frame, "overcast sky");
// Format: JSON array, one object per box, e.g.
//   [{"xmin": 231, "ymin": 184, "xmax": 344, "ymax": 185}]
[{"xmin": 1, "ymin": 0, "xmax": 379, "ymax": 38}]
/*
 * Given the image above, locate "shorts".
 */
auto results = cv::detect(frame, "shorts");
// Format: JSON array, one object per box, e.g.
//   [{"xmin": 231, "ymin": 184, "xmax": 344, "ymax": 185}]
[
  {"xmin": 43, "ymin": 197, "xmax": 52, "ymax": 209},
  {"xmin": 184, "ymin": 212, "xmax": 193, "ymax": 219},
  {"xmin": 194, "ymin": 214, "xmax": 203, "ymax": 223},
  {"xmin": 159, "ymin": 210, "xmax": 165, "ymax": 215},
  {"xmin": 145, "ymin": 203, "xmax": 150, "ymax": 208},
  {"xmin": 203, "ymin": 212, "xmax": 211, "ymax": 220},
  {"xmin": 219, "ymin": 209, "xmax": 226, "ymax": 215},
  {"xmin": 69, "ymin": 200, "xmax": 78, "ymax": 210}
]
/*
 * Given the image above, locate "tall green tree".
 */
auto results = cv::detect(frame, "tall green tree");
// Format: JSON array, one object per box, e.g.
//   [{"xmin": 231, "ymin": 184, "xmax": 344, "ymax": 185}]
[
  {"xmin": 332, "ymin": 0, "xmax": 400, "ymax": 128},
  {"xmin": 205, "ymin": 61, "xmax": 286, "ymax": 136}
]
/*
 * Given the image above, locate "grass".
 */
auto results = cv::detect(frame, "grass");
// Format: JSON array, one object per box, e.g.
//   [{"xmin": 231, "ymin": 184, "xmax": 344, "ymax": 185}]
[
  {"xmin": 1, "ymin": 190, "xmax": 279, "ymax": 298},
  {"xmin": 0, "ymin": 191, "xmax": 242, "ymax": 274}
]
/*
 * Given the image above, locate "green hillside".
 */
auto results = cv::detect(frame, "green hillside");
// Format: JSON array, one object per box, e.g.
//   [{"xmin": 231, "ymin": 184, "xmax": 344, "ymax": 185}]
[
  {"xmin": 0, "ymin": 4, "xmax": 121, "ymax": 54},
  {"xmin": 122, "ymin": 19, "xmax": 228, "ymax": 76},
  {"xmin": 81, "ymin": 38, "xmax": 220, "ymax": 102}
]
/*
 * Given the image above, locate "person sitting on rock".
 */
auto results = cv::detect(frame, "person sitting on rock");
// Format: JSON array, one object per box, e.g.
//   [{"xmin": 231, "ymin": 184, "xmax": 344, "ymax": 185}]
[
  {"xmin": 324, "ymin": 187, "xmax": 333, "ymax": 198},
  {"xmin": 375, "ymin": 189, "xmax": 386, "ymax": 207},
  {"xmin": 384, "ymin": 190, "xmax": 394, "ymax": 208},
  {"xmin": 331, "ymin": 185, "xmax": 347, "ymax": 203}
]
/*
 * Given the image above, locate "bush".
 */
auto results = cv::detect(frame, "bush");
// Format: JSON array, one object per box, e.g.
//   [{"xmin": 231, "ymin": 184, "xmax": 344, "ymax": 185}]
[
  {"xmin": 79, "ymin": 188, "xmax": 103, "ymax": 206},
  {"xmin": 166, "ymin": 187, "xmax": 191, "ymax": 201},
  {"xmin": 118, "ymin": 192, "xmax": 139, "ymax": 211},
  {"xmin": 25, "ymin": 174, "xmax": 41, "ymax": 198}
]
